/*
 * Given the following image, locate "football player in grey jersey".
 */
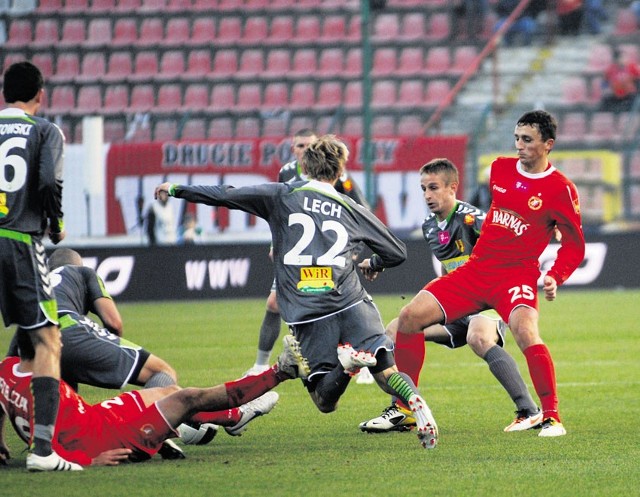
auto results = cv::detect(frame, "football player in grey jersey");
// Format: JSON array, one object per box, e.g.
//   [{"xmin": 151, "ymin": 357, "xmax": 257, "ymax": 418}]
[
  {"xmin": 155, "ymin": 135, "xmax": 439, "ymax": 449},
  {"xmin": 359, "ymin": 158, "xmax": 542, "ymax": 434},
  {"xmin": 0, "ymin": 61, "xmax": 81, "ymax": 471},
  {"xmin": 243, "ymin": 129, "xmax": 370, "ymax": 379}
]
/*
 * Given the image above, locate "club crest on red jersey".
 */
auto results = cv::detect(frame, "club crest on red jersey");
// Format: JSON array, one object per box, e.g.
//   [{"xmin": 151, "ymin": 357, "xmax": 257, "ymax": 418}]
[
  {"xmin": 528, "ymin": 196, "xmax": 542, "ymax": 210},
  {"xmin": 464, "ymin": 214, "xmax": 475, "ymax": 225}
]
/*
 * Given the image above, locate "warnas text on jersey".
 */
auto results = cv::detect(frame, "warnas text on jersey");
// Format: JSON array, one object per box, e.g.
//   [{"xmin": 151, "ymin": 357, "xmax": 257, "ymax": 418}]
[
  {"xmin": 303, "ymin": 197, "xmax": 342, "ymax": 218},
  {"xmin": 490, "ymin": 209, "xmax": 529, "ymax": 236}
]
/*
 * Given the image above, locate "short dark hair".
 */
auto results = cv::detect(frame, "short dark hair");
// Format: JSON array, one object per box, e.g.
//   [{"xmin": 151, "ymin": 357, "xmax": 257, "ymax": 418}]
[
  {"xmin": 48, "ymin": 248, "xmax": 83, "ymax": 270},
  {"xmin": 419, "ymin": 158, "xmax": 459, "ymax": 185},
  {"xmin": 2, "ymin": 61, "xmax": 44, "ymax": 104},
  {"xmin": 302, "ymin": 134, "xmax": 348, "ymax": 182},
  {"xmin": 516, "ymin": 110, "xmax": 557, "ymax": 141}
]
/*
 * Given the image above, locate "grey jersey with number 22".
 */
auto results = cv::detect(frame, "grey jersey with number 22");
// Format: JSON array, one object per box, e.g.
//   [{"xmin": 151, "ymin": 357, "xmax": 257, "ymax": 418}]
[{"xmin": 172, "ymin": 180, "xmax": 406, "ymax": 324}]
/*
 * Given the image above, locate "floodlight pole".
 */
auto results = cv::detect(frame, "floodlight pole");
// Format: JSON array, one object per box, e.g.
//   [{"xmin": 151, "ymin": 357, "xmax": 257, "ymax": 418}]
[{"xmin": 360, "ymin": 0, "xmax": 376, "ymax": 209}]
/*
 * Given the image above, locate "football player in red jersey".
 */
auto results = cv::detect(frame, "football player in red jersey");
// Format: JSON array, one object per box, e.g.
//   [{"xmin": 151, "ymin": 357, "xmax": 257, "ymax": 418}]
[{"xmin": 395, "ymin": 110, "xmax": 585, "ymax": 437}]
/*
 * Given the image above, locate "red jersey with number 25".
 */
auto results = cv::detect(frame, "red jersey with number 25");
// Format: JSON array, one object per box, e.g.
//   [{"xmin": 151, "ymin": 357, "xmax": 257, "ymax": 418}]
[{"xmin": 471, "ymin": 157, "xmax": 585, "ymax": 285}]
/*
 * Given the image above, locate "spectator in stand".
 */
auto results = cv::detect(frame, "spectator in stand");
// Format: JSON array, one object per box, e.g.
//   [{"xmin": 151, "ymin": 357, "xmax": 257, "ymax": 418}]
[
  {"xmin": 583, "ymin": 0, "xmax": 608, "ymax": 35},
  {"xmin": 601, "ymin": 48, "xmax": 640, "ymax": 112},
  {"xmin": 145, "ymin": 189, "xmax": 177, "ymax": 246},
  {"xmin": 557, "ymin": 0, "xmax": 584, "ymax": 36},
  {"xmin": 453, "ymin": 0, "xmax": 489, "ymax": 41},
  {"xmin": 493, "ymin": 0, "xmax": 538, "ymax": 46}
]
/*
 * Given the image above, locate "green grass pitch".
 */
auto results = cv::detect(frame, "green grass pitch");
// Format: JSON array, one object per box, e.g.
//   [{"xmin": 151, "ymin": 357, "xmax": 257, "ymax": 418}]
[{"xmin": 1, "ymin": 290, "xmax": 638, "ymax": 497}]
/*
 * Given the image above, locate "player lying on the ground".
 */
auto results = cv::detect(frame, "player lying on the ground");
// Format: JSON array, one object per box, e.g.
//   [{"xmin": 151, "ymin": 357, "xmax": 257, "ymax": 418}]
[{"xmin": 0, "ymin": 333, "xmax": 309, "ymax": 469}]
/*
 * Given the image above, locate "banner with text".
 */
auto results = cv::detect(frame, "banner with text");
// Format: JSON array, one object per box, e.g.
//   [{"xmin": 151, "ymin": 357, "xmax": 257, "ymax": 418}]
[
  {"xmin": 69, "ymin": 231, "xmax": 639, "ymax": 303},
  {"xmin": 106, "ymin": 136, "xmax": 468, "ymax": 236}
]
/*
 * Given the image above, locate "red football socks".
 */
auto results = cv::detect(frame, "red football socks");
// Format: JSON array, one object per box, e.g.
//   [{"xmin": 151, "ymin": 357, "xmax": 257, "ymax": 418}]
[{"xmin": 523, "ymin": 343, "xmax": 560, "ymax": 422}]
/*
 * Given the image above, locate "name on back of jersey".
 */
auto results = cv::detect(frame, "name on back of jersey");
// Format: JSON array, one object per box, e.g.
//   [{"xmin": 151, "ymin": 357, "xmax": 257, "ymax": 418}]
[{"xmin": 303, "ymin": 197, "xmax": 342, "ymax": 218}]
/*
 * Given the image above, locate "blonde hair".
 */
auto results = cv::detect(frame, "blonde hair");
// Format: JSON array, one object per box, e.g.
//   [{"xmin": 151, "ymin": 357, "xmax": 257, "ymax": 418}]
[{"xmin": 302, "ymin": 134, "xmax": 349, "ymax": 182}]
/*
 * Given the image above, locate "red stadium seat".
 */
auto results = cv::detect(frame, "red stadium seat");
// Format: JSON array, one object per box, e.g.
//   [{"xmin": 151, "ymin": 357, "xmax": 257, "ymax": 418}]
[
  {"xmin": 343, "ymin": 48, "xmax": 362, "ymax": 77},
  {"xmin": 183, "ymin": 50, "xmax": 213, "ymax": 80},
  {"xmin": 50, "ymin": 53, "xmax": 80, "ymax": 83},
  {"xmin": 237, "ymin": 49, "xmax": 264, "ymax": 79},
  {"xmin": 183, "ymin": 84, "xmax": 210, "ymax": 111},
  {"xmin": 191, "ymin": 18, "xmax": 216, "ymax": 46},
  {"xmin": 208, "ymin": 117, "xmax": 235, "ymax": 139},
  {"xmin": 235, "ymin": 117, "xmax": 260, "ymax": 138},
  {"xmin": 318, "ymin": 48, "xmax": 344, "ymax": 77},
  {"xmin": 372, "ymin": 48, "xmax": 397, "ymax": 76},
  {"xmin": 76, "ymin": 52, "xmax": 107, "ymax": 83},
  {"xmin": 112, "ymin": 18, "xmax": 138, "ymax": 47},
  {"xmin": 424, "ymin": 80, "xmax": 451, "ymax": 106},
  {"xmin": 153, "ymin": 119, "xmax": 178, "ymax": 141},
  {"xmin": 425, "ymin": 13, "xmax": 450, "ymax": 41},
  {"xmin": 85, "ymin": 18, "xmax": 112, "ymax": 48},
  {"xmin": 104, "ymin": 51, "xmax": 133, "ymax": 82},
  {"xmin": 401, "ymin": 12, "xmax": 426, "ymax": 40},
  {"xmin": 157, "ymin": 51, "xmax": 186, "ymax": 81},
  {"xmin": 32, "ymin": 19, "xmax": 59, "ymax": 48},
  {"xmin": 156, "ymin": 84, "xmax": 183, "ymax": 112},
  {"xmin": 372, "ymin": 115, "xmax": 395, "ymax": 136},
  {"xmin": 424, "ymin": 47, "xmax": 450, "ymax": 75},
  {"xmin": 74, "ymin": 85, "xmax": 102, "ymax": 115},
  {"xmin": 138, "ymin": 18, "xmax": 164, "ymax": 47},
  {"xmin": 32, "ymin": 53, "xmax": 55, "ymax": 79},
  {"xmin": 316, "ymin": 81, "xmax": 342, "ymax": 110},
  {"xmin": 181, "ymin": 119, "xmax": 208, "ymax": 140},
  {"xmin": 129, "ymin": 84, "xmax": 155, "ymax": 112},
  {"xmin": 264, "ymin": 49, "xmax": 291, "ymax": 78},
  {"xmin": 321, "ymin": 15, "xmax": 346, "ymax": 42},
  {"xmin": 130, "ymin": 51, "xmax": 159, "ymax": 82},
  {"xmin": 103, "ymin": 85, "xmax": 129, "ymax": 114},
  {"xmin": 211, "ymin": 49, "xmax": 238, "ymax": 78},
  {"xmin": 371, "ymin": 80, "xmax": 397, "ymax": 108},
  {"xmin": 373, "ymin": 13, "xmax": 400, "ymax": 41},
  {"xmin": 397, "ymin": 47, "xmax": 424, "ymax": 76},
  {"xmin": 397, "ymin": 80, "xmax": 425, "ymax": 108},
  {"xmin": 397, "ymin": 115, "xmax": 423, "ymax": 135},
  {"xmin": 269, "ymin": 16, "xmax": 295, "ymax": 43},
  {"xmin": 92, "ymin": 0, "xmax": 116, "ymax": 11},
  {"xmin": 164, "ymin": 17, "xmax": 190, "ymax": 46},
  {"xmin": 263, "ymin": 82, "xmax": 289, "ymax": 108},
  {"xmin": 242, "ymin": 16, "xmax": 268, "ymax": 45},
  {"xmin": 235, "ymin": 83, "xmax": 262, "ymax": 111},
  {"xmin": 291, "ymin": 49, "xmax": 317, "ymax": 77},
  {"xmin": 210, "ymin": 83, "xmax": 236, "ymax": 111},
  {"xmin": 58, "ymin": 19, "xmax": 86, "ymax": 47},
  {"xmin": 344, "ymin": 81, "xmax": 362, "ymax": 109},
  {"xmin": 217, "ymin": 17, "xmax": 242, "ymax": 44},
  {"xmin": 451, "ymin": 46, "xmax": 478, "ymax": 75},
  {"xmin": 295, "ymin": 16, "xmax": 321, "ymax": 43},
  {"xmin": 47, "ymin": 86, "xmax": 76, "ymax": 114},
  {"xmin": 290, "ymin": 82, "xmax": 315, "ymax": 109}
]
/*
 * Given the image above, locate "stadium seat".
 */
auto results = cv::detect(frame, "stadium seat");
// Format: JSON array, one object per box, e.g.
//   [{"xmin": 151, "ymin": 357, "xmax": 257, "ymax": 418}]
[
  {"xmin": 181, "ymin": 119, "xmax": 208, "ymax": 140},
  {"xmin": 424, "ymin": 80, "xmax": 451, "ymax": 106},
  {"xmin": 586, "ymin": 44, "xmax": 612, "ymax": 74},
  {"xmin": 58, "ymin": 18, "xmax": 86, "ymax": 47},
  {"xmin": 321, "ymin": 15, "xmax": 347, "ymax": 42},
  {"xmin": 130, "ymin": 51, "xmax": 159, "ymax": 82},
  {"xmin": 37, "ymin": 0, "xmax": 63, "ymax": 12},
  {"xmin": 2, "ymin": 53, "xmax": 26, "ymax": 72},
  {"xmin": 342, "ymin": 116, "xmax": 363, "ymax": 136},
  {"xmin": 264, "ymin": 49, "xmax": 291, "ymax": 78},
  {"xmin": 103, "ymin": 84, "xmax": 129, "ymax": 114},
  {"xmin": 262, "ymin": 117, "xmax": 287, "ymax": 137},
  {"xmin": 183, "ymin": 84, "xmax": 210, "ymax": 111},
  {"xmin": 50, "ymin": 53, "xmax": 80, "ymax": 83},
  {"xmin": 153, "ymin": 119, "xmax": 178, "ymax": 141},
  {"xmin": 129, "ymin": 84, "xmax": 155, "ymax": 112},
  {"xmin": 614, "ymin": 8, "xmax": 639, "ymax": 36},
  {"xmin": 372, "ymin": 13, "xmax": 400, "ymax": 41},
  {"xmin": 32, "ymin": 19, "xmax": 59, "ymax": 48},
  {"xmin": 103, "ymin": 119, "xmax": 126, "ymax": 143},
  {"xmin": 562, "ymin": 77, "xmax": 590, "ymax": 105},
  {"xmin": 74, "ymin": 85, "xmax": 102, "ymax": 115},
  {"xmin": 235, "ymin": 83, "xmax": 262, "ymax": 111},
  {"xmin": 76, "ymin": 52, "xmax": 107, "ymax": 83},
  {"xmin": 557, "ymin": 112, "xmax": 587, "ymax": 142},
  {"xmin": 372, "ymin": 115, "xmax": 396, "ymax": 136},
  {"xmin": 425, "ymin": 13, "xmax": 450, "ymax": 41},
  {"xmin": 140, "ymin": 0, "xmax": 166, "ymax": 10},
  {"xmin": 4, "ymin": 19, "xmax": 32, "ymax": 47},
  {"xmin": 343, "ymin": 81, "xmax": 362, "ymax": 109},
  {"xmin": 346, "ymin": 15, "xmax": 361, "ymax": 41},
  {"xmin": 210, "ymin": 83, "xmax": 236, "ymax": 111},
  {"xmin": 295, "ymin": 16, "xmax": 321, "ymax": 44},
  {"xmin": 164, "ymin": 17, "xmax": 190, "ymax": 46},
  {"xmin": 218, "ymin": 0, "xmax": 243, "ymax": 8},
  {"xmin": 288, "ymin": 116, "xmax": 315, "ymax": 135},
  {"xmin": 242, "ymin": 16, "xmax": 268, "ymax": 45},
  {"xmin": 138, "ymin": 18, "xmax": 164, "ymax": 47},
  {"xmin": 104, "ymin": 51, "xmax": 133, "ymax": 82},
  {"xmin": 588, "ymin": 112, "xmax": 617, "ymax": 141},
  {"xmin": 208, "ymin": 117, "xmax": 235, "ymax": 139},
  {"xmin": 235, "ymin": 117, "xmax": 261, "ymax": 138},
  {"xmin": 211, "ymin": 49, "xmax": 238, "ymax": 78},
  {"xmin": 237, "ymin": 49, "xmax": 265, "ymax": 79},
  {"xmin": 112, "ymin": 18, "xmax": 138, "ymax": 47},
  {"xmin": 62, "ymin": 0, "xmax": 88, "ymax": 12},
  {"xmin": 372, "ymin": 48, "xmax": 397, "ymax": 76},
  {"xmin": 290, "ymin": 82, "xmax": 315, "ymax": 109},
  {"xmin": 184, "ymin": 50, "xmax": 213, "ymax": 80},
  {"xmin": 400, "ymin": 12, "xmax": 426, "ymax": 40},
  {"xmin": 397, "ymin": 115, "xmax": 423, "ymax": 135},
  {"xmin": 424, "ymin": 47, "xmax": 450, "ymax": 75},
  {"xmin": 192, "ymin": 0, "xmax": 217, "ymax": 10},
  {"xmin": 315, "ymin": 81, "xmax": 342, "ymax": 110},
  {"xmin": 217, "ymin": 17, "xmax": 242, "ymax": 45},
  {"xmin": 166, "ymin": 0, "xmax": 192, "ymax": 11},
  {"xmin": 91, "ymin": 0, "xmax": 116, "ymax": 11},
  {"xmin": 343, "ymin": 48, "xmax": 362, "ymax": 77},
  {"xmin": 317, "ymin": 48, "xmax": 344, "ymax": 77},
  {"xmin": 157, "ymin": 51, "xmax": 186, "ymax": 81},
  {"xmin": 397, "ymin": 80, "xmax": 425, "ymax": 108},
  {"xmin": 47, "ymin": 86, "xmax": 76, "ymax": 115},
  {"xmin": 397, "ymin": 47, "xmax": 424, "ymax": 76},
  {"xmin": 263, "ymin": 82, "xmax": 289, "ymax": 108},
  {"xmin": 291, "ymin": 49, "xmax": 317, "ymax": 77},
  {"xmin": 371, "ymin": 80, "xmax": 397, "ymax": 108},
  {"xmin": 191, "ymin": 18, "xmax": 216, "ymax": 46},
  {"xmin": 451, "ymin": 45, "xmax": 478, "ymax": 75},
  {"xmin": 156, "ymin": 83, "xmax": 183, "ymax": 112},
  {"xmin": 32, "ymin": 53, "xmax": 55, "ymax": 79},
  {"xmin": 85, "ymin": 18, "xmax": 112, "ymax": 48},
  {"xmin": 115, "ymin": 0, "xmax": 141, "ymax": 10},
  {"xmin": 269, "ymin": 16, "xmax": 295, "ymax": 44}
]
